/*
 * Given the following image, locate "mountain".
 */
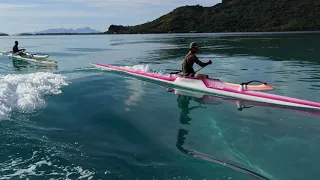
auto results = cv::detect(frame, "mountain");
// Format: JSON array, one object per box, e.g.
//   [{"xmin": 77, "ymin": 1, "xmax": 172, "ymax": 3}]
[
  {"xmin": 23, "ymin": 27, "xmax": 100, "ymax": 35},
  {"xmin": 106, "ymin": 0, "xmax": 320, "ymax": 34},
  {"xmin": 74, "ymin": 27, "xmax": 99, "ymax": 33},
  {"xmin": 37, "ymin": 28, "xmax": 74, "ymax": 34},
  {"xmin": 11, "ymin": 27, "xmax": 100, "ymax": 36},
  {"xmin": 0, "ymin": 33, "xmax": 9, "ymax": 36}
]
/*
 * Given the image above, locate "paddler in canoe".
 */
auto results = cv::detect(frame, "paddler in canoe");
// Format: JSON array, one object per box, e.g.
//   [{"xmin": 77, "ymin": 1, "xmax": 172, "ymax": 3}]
[
  {"xmin": 12, "ymin": 41, "xmax": 26, "ymax": 55},
  {"xmin": 181, "ymin": 42, "xmax": 212, "ymax": 77}
]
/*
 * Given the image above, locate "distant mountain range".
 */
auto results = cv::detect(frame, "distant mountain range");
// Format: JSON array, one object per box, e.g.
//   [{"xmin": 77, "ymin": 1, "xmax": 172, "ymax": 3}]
[
  {"xmin": 18, "ymin": 27, "xmax": 100, "ymax": 35},
  {"xmin": 37, "ymin": 27, "xmax": 99, "ymax": 34}
]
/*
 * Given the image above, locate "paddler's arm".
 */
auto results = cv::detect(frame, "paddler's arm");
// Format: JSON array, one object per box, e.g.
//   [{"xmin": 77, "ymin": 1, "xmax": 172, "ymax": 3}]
[{"xmin": 192, "ymin": 55, "xmax": 212, "ymax": 67}]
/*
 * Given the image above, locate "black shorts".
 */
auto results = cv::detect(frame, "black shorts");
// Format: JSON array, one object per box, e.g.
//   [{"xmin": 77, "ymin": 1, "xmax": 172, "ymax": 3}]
[{"xmin": 182, "ymin": 68, "xmax": 195, "ymax": 76}]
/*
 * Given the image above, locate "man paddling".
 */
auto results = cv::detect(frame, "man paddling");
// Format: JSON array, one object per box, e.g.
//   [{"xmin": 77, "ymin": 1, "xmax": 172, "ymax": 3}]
[
  {"xmin": 181, "ymin": 42, "xmax": 212, "ymax": 77},
  {"xmin": 12, "ymin": 41, "xmax": 26, "ymax": 55}
]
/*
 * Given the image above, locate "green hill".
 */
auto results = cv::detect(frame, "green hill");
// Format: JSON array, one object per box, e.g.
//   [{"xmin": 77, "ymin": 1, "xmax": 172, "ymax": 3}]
[{"xmin": 106, "ymin": 0, "xmax": 320, "ymax": 34}]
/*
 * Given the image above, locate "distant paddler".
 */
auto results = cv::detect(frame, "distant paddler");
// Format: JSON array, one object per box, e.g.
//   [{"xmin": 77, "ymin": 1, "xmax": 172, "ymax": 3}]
[
  {"xmin": 12, "ymin": 41, "xmax": 26, "ymax": 55},
  {"xmin": 181, "ymin": 42, "xmax": 212, "ymax": 77}
]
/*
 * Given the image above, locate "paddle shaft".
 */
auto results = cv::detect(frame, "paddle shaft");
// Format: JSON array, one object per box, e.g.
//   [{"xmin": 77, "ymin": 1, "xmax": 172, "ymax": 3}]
[
  {"xmin": 194, "ymin": 66, "xmax": 205, "ymax": 73},
  {"xmin": 169, "ymin": 66, "xmax": 206, "ymax": 75}
]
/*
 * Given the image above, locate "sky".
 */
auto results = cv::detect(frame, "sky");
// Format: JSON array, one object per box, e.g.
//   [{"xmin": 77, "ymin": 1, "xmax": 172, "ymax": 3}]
[{"xmin": 0, "ymin": 0, "xmax": 221, "ymax": 34}]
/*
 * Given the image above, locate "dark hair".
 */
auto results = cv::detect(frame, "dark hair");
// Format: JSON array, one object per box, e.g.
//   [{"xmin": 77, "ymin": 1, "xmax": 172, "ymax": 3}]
[{"xmin": 15, "ymin": 41, "xmax": 18, "ymax": 44}]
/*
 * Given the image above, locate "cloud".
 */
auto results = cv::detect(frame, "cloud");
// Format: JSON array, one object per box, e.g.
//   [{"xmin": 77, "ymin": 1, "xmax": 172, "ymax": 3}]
[
  {"xmin": 0, "ymin": 3, "xmax": 40, "ymax": 9},
  {"xmin": 0, "ymin": 0, "xmax": 222, "ymax": 34},
  {"xmin": 70, "ymin": 0, "xmax": 219, "ymax": 7},
  {"xmin": 0, "ymin": 10, "xmax": 108, "ymax": 18},
  {"xmin": 69, "ymin": 0, "xmax": 220, "ymax": 10}
]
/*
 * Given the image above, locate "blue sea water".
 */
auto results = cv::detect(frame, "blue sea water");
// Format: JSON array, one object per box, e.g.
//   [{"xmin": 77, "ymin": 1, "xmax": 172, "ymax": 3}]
[{"xmin": 0, "ymin": 33, "xmax": 320, "ymax": 180}]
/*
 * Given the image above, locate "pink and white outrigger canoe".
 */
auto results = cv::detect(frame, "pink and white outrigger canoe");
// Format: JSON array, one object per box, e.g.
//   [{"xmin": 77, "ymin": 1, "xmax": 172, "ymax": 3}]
[{"xmin": 90, "ymin": 63, "xmax": 320, "ymax": 110}]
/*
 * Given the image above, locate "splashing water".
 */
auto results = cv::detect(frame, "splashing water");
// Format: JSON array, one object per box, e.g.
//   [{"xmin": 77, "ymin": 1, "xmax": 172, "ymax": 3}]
[
  {"xmin": 123, "ymin": 64, "xmax": 151, "ymax": 72},
  {"xmin": 122, "ymin": 64, "xmax": 169, "ymax": 75},
  {"xmin": 0, "ymin": 72, "xmax": 69, "ymax": 120}
]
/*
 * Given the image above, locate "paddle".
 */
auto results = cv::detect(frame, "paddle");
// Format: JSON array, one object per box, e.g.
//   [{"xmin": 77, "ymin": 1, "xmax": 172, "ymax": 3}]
[
  {"xmin": 167, "ymin": 59, "xmax": 212, "ymax": 75},
  {"xmin": 165, "ymin": 68, "xmax": 181, "ymax": 71},
  {"xmin": 194, "ymin": 66, "xmax": 205, "ymax": 74},
  {"xmin": 191, "ymin": 60, "xmax": 212, "ymax": 76},
  {"xmin": 168, "ymin": 66, "xmax": 207, "ymax": 75},
  {"xmin": 169, "ymin": 71, "xmax": 181, "ymax": 74}
]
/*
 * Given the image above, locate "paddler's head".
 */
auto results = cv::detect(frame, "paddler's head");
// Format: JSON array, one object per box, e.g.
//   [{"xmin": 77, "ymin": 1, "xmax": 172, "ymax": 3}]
[
  {"xmin": 189, "ymin": 42, "xmax": 199, "ymax": 53},
  {"xmin": 15, "ymin": 41, "xmax": 18, "ymax": 45}
]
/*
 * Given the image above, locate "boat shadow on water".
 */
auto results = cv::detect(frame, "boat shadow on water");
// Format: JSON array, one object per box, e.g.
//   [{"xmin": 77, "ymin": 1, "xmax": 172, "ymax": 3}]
[
  {"xmin": 12, "ymin": 59, "xmax": 58, "ymax": 72},
  {"xmin": 173, "ymin": 89, "xmax": 272, "ymax": 180},
  {"xmin": 170, "ymin": 87, "xmax": 320, "ymax": 180},
  {"xmin": 168, "ymin": 87, "xmax": 320, "ymax": 117}
]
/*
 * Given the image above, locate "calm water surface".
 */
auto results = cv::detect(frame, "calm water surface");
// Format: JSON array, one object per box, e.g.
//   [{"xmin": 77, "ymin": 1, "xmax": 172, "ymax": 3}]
[{"xmin": 0, "ymin": 33, "xmax": 320, "ymax": 180}]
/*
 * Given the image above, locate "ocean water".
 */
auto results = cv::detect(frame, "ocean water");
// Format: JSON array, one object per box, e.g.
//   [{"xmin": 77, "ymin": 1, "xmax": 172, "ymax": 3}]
[{"xmin": 0, "ymin": 33, "xmax": 320, "ymax": 180}]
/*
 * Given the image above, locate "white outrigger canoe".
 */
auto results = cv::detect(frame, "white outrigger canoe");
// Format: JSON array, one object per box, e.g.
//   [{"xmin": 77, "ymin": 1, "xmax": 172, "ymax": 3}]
[
  {"xmin": 0, "ymin": 51, "xmax": 49, "ymax": 59},
  {"xmin": 1, "ymin": 51, "xmax": 57, "ymax": 66}
]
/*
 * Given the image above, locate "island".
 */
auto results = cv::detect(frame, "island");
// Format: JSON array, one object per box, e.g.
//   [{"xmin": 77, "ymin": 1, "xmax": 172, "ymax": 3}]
[
  {"xmin": 17, "ymin": 32, "xmax": 103, "ymax": 36},
  {"xmin": 106, "ymin": 0, "xmax": 320, "ymax": 34},
  {"xmin": 17, "ymin": 27, "xmax": 102, "ymax": 36},
  {"xmin": 0, "ymin": 33, "xmax": 9, "ymax": 36}
]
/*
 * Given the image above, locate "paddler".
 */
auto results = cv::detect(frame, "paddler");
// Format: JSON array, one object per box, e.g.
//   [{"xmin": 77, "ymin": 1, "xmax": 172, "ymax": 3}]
[
  {"xmin": 181, "ymin": 42, "xmax": 212, "ymax": 77},
  {"xmin": 12, "ymin": 41, "xmax": 26, "ymax": 55}
]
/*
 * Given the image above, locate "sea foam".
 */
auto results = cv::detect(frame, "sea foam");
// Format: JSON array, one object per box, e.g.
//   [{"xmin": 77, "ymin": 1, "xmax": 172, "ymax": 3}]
[{"xmin": 0, "ymin": 72, "xmax": 68, "ymax": 120}]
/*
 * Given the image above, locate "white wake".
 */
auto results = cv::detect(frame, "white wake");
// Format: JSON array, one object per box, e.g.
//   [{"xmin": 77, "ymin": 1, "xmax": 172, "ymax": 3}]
[{"xmin": 0, "ymin": 72, "xmax": 69, "ymax": 120}]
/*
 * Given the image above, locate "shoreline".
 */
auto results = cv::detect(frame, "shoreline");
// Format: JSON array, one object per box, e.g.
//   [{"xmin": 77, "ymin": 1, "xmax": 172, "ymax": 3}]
[{"xmin": 6, "ymin": 30, "xmax": 320, "ymax": 36}]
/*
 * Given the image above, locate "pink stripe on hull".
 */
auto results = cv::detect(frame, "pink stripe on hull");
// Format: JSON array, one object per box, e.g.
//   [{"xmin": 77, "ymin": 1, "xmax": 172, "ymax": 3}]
[
  {"xmin": 95, "ymin": 64, "xmax": 176, "ymax": 81},
  {"xmin": 202, "ymin": 79, "xmax": 320, "ymax": 109}
]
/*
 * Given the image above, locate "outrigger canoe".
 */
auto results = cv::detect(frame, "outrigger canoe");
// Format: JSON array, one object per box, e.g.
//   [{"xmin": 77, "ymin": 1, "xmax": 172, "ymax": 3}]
[
  {"xmin": 0, "ymin": 51, "xmax": 49, "ymax": 59},
  {"xmin": 90, "ymin": 63, "xmax": 320, "ymax": 110}
]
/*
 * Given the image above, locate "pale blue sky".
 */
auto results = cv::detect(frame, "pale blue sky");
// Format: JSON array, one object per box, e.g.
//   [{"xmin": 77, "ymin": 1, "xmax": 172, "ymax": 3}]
[{"xmin": 0, "ymin": 0, "xmax": 221, "ymax": 34}]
